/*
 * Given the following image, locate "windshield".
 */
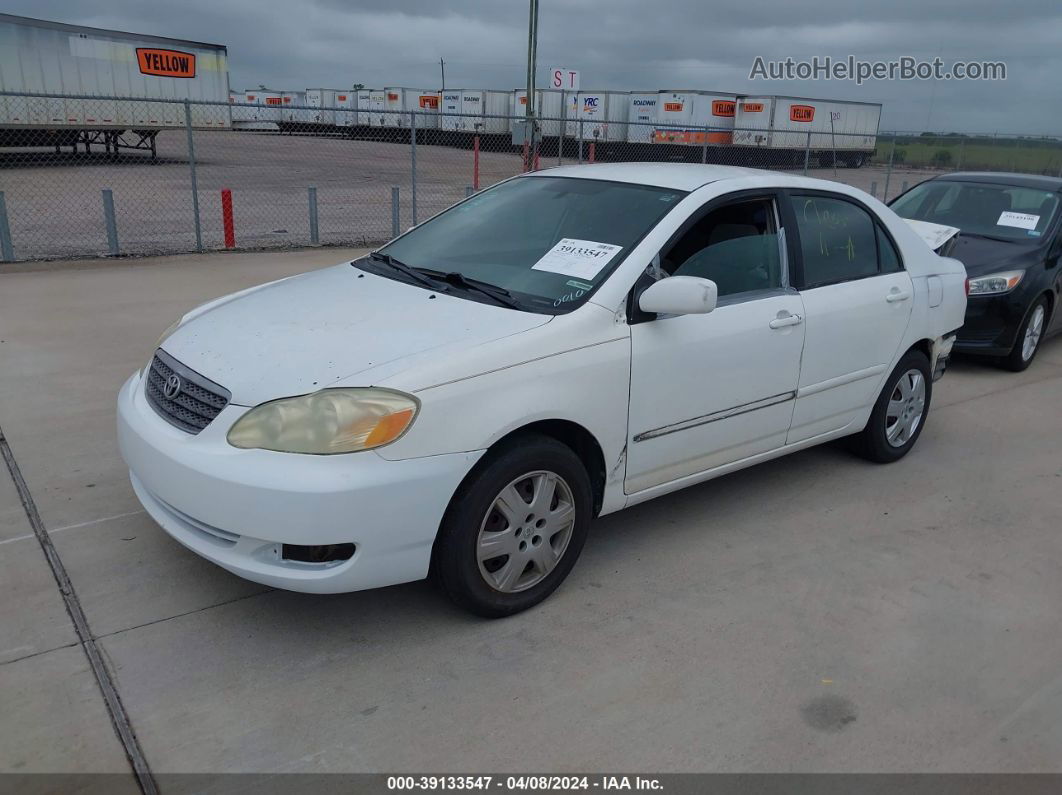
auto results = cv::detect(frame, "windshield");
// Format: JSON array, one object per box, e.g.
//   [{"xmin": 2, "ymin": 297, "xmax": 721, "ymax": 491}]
[
  {"xmin": 372, "ymin": 176, "xmax": 686, "ymax": 312},
  {"xmin": 890, "ymin": 180, "xmax": 1059, "ymax": 242}
]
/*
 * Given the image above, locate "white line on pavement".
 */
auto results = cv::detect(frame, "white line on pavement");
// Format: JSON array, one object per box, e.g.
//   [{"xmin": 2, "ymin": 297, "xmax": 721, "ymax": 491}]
[{"xmin": 0, "ymin": 509, "xmax": 147, "ymax": 546}]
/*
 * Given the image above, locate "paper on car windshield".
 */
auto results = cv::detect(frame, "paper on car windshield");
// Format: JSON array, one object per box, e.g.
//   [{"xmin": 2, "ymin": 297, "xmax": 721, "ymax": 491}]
[
  {"xmin": 997, "ymin": 211, "xmax": 1039, "ymax": 230},
  {"xmin": 531, "ymin": 238, "xmax": 623, "ymax": 280}
]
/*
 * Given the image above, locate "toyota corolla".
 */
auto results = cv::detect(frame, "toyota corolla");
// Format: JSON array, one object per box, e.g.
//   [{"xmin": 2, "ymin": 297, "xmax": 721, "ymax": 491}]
[{"xmin": 118, "ymin": 164, "xmax": 966, "ymax": 616}]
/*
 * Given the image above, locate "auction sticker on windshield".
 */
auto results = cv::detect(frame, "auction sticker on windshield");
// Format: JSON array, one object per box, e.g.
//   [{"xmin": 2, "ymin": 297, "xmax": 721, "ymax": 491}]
[
  {"xmin": 531, "ymin": 238, "xmax": 623, "ymax": 279},
  {"xmin": 997, "ymin": 211, "xmax": 1039, "ymax": 230}
]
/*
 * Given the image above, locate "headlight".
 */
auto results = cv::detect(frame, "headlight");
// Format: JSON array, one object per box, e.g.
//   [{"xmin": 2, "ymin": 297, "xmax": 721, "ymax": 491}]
[
  {"xmin": 967, "ymin": 270, "xmax": 1024, "ymax": 295},
  {"xmin": 227, "ymin": 388, "xmax": 419, "ymax": 454}
]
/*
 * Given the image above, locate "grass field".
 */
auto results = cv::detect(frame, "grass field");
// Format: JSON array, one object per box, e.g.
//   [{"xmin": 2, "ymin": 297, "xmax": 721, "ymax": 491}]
[{"xmin": 872, "ymin": 134, "xmax": 1062, "ymax": 175}]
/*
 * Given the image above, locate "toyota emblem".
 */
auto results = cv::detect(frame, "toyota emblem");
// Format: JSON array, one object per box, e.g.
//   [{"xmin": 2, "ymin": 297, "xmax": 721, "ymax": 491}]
[{"xmin": 163, "ymin": 373, "xmax": 182, "ymax": 399}]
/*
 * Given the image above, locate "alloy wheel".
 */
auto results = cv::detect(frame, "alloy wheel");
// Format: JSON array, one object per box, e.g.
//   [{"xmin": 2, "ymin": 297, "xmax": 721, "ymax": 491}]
[
  {"xmin": 476, "ymin": 470, "xmax": 576, "ymax": 593},
  {"xmin": 885, "ymin": 368, "xmax": 926, "ymax": 448},
  {"xmin": 1022, "ymin": 304, "xmax": 1045, "ymax": 362}
]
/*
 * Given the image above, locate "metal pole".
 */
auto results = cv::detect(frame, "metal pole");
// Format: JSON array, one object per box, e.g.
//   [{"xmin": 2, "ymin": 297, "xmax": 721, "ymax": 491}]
[
  {"xmin": 524, "ymin": 0, "xmax": 538, "ymax": 121},
  {"xmin": 0, "ymin": 191, "xmax": 14, "ymax": 262},
  {"xmin": 221, "ymin": 189, "xmax": 235, "ymax": 248},
  {"xmin": 410, "ymin": 111, "xmax": 418, "ymax": 226},
  {"xmin": 901, "ymin": 180, "xmax": 909, "ymax": 194},
  {"xmin": 869, "ymin": 181, "xmax": 877, "ymax": 199},
  {"xmin": 578, "ymin": 118, "xmax": 584, "ymax": 163},
  {"xmin": 700, "ymin": 125, "xmax": 710, "ymax": 164},
  {"xmin": 883, "ymin": 138, "xmax": 896, "ymax": 201},
  {"xmin": 184, "ymin": 100, "xmax": 203, "ymax": 252},
  {"xmin": 829, "ymin": 115, "xmax": 838, "ymax": 178},
  {"xmin": 558, "ymin": 90, "xmax": 565, "ymax": 167},
  {"xmin": 522, "ymin": 0, "xmax": 539, "ymax": 170},
  {"xmin": 391, "ymin": 186, "xmax": 400, "ymax": 238},
  {"xmin": 803, "ymin": 130, "xmax": 811, "ymax": 175},
  {"xmin": 957, "ymin": 137, "xmax": 965, "ymax": 171},
  {"xmin": 308, "ymin": 186, "xmax": 319, "ymax": 245},
  {"xmin": 466, "ymin": 186, "xmax": 474, "ymax": 197},
  {"xmin": 440, "ymin": 58, "xmax": 445, "ymax": 91},
  {"xmin": 101, "ymin": 189, "xmax": 119, "ymax": 256},
  {"xmin": 473, "ymin": 129, "xmax": 481, "ymax": 190}
]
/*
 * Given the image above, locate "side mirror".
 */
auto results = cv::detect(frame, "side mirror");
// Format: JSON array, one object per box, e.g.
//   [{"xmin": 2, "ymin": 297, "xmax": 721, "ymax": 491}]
[{"xmin": 638, "ymin": 276, "xmax": 718, "ymax": 316}]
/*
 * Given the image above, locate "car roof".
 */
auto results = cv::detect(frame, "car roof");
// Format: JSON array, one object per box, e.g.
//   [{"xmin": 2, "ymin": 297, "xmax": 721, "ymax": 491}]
[
  {"xmin": 524, "ymin": 163, "xmax": 776, "ymax": 192},
  {"xmin": 929, "ymin": 172, "xmax": 1062, "ymax": 191}
]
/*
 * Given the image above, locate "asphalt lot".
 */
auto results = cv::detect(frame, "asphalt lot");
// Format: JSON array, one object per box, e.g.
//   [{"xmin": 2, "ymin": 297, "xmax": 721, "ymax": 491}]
[
  {"xmin": 1, "ymin": 248, "xmax": 1061, "ymax": 788},
  {"xmin": 0, "ymin": 129, "xmax": 936, "ymax": 261}
]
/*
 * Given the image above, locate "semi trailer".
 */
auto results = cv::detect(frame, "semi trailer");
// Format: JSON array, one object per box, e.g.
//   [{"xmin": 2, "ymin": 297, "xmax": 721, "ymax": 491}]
[
  {"xmin": 732, "ymin": 95, "xmax": 881, "ymax": 167},
  {"xmin": 0, "ymin": 13, "xmax": 229, "ymax": 157}
]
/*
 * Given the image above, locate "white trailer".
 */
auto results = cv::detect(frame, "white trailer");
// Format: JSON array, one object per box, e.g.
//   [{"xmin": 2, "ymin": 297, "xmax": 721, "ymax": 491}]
[
  {"xmin": 305, "ymin": 88, "xmax": 339, "ymax": 128},
  {"xmin": 626, "ymin": 92, "xmax": 659, "ymax": 144},
  {"xmin": 363, "ymin": 90, "xmax": 388, "ymax": 128},
  {"xmin": 566, "ymin": 91, "xmax": 629, "ymax": 142},
  {"xmin": 383, "ymin": 88, "xmax": 440, "ymax": 130},
  {"xmin": 732, "ymin": 95, "xmax": 881, "ymax": 167},
  {"xmin": 482, "ymin": 90, "xmax": 512, "ymax": 135},
  {"xmin": 0, "ymin": 13, "xmax": 229, "ymax": 156},
  {"xmin": 277, "ymin": 90, "xmax": 312, "ymax": 129},
  {"xmin": 511, "ymin": 89, "xmax": 578, "ymax": 138},
  {"xmin": 439, "ymin": 90, "xmax": 465, "ymax": 132},
  {"xmin": 334, "ymin": 90, "xmax": 357, "ymax": 128},
  {"xmin": 368, "ymin": 90, "xmax": 383, "ymax": 127},
  {"xmin": 654, "ymin": 91, "xmax": 738, "ymax": 147},
  {"xmin": 231, "ymin": 90, "xmax": 280, "ymax": 132},
  {"xmin": 440, "ymin": 90, "xmax": 512, "ymax": 135}
]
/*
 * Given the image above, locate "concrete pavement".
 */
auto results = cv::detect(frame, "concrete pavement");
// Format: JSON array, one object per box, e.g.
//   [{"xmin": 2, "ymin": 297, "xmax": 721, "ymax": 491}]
[{"xmin": 1, "ymin": 247, "xmax": 1061, "ymax": 783}]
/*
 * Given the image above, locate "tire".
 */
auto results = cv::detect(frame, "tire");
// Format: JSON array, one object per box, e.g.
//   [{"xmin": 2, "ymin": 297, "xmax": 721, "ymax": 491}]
[
  {"xmin": 847, "ymin": 153, "xmax": 866, "ymax": 168},
  {"xmin": 433, "ymin": 434, "xmax": 592, "ymax": 618},
  {"xmin": 851, "ymin": 349, "xmax": 933, "ymax": 463},
  {"xmin": 1000, "ymin": 296, "xmax": 1048, "ymax": 372}
]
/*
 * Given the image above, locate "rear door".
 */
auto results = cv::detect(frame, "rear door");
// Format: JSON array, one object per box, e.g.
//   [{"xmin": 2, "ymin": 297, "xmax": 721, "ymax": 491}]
[{"xmin": 784, "ymin": 191, "xmax": 913, "ymax": 443}]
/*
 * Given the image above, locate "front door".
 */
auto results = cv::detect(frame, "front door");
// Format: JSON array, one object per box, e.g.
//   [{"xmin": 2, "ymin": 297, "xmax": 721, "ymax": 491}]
[{"xmin": 625, "ymin": 195, "xmax": 805, "ymax": 494}]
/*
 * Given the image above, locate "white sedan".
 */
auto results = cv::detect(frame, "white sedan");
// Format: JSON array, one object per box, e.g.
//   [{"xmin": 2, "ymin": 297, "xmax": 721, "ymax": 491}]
[{"xmin": 118, "ymin": 164, "xmax": 966, "ymax": 617}]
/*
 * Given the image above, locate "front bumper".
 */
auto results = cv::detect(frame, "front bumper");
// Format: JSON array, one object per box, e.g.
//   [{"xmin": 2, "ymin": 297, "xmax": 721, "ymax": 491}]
[
  {"xmin": 954, "ymin": 292, "xmax": 1028, "ymax": 357},
  {"xmin": 117, "ymin": 372, "xmax": 484, "ymax": 593}
]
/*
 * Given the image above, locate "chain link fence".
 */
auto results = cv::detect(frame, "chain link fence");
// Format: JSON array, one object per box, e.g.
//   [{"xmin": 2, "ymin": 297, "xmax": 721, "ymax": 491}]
[{"xmin": 2, "ymin": 91, "xmax": 1060, "ymax": 262}]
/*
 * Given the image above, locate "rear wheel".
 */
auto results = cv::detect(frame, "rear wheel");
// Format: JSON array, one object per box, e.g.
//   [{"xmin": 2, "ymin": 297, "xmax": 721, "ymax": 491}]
[
  {"xmin": 433, "ymin": 435, "xmax": 592, "ymax": 617},
  {"xmin": 851, "ymin": 350, "xmax": 932, "ymax": 463},
  {"xmin": 1000, "ymin": 297, "xmax": 1048, "ymax": 372}
]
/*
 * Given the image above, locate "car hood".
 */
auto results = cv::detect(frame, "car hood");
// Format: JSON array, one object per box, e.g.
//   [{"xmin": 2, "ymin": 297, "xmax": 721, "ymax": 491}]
[
  {"xmin": 159, "ymin": 263, "xmax": 551, "ymax": 406},
  {"xmin": 948, "ymin": 235, "xmax": 1046, "ymax": 277}
]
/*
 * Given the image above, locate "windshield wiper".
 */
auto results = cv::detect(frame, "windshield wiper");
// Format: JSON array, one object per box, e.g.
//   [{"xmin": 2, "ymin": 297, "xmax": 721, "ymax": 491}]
[
  {"xmin": 958, "ymin": 231, "xmax": 1013, "ymax": 243},
  {"xmin": 367, "ymin": 252, "xmax": 446, "ymax": 291},
  {"xmin": 420, "ymin": 270, "xmax": 524, "ymax": 310}
]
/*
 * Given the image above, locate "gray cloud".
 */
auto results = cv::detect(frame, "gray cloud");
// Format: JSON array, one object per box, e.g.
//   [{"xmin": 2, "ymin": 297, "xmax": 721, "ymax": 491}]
[{"xmin": 6, "ymin": 0, "xmax": 1060, "ymax": 133}]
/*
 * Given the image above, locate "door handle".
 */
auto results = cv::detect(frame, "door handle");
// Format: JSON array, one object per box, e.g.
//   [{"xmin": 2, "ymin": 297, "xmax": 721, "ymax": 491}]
[
  {"xmin": 886, "ymin": 291, "xmax": 911, "ymax": 303},
  {"xmin": 769, "ymin": 313, "xmax": 803, "ymax": 329}
]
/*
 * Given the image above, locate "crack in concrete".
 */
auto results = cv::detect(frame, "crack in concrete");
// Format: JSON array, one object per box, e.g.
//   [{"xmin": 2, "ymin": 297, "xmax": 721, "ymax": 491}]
[{"xmin": 0, "ymin": 425, "xmax": 158, "ymax": 795}]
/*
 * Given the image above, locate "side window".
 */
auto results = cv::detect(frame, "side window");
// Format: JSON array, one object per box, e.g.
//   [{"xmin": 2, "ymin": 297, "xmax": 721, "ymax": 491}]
[
  {"xmin": 793, "ymin": 194, "xmax": 879, "ymax": 287},
  {"xmin": 661, "ymin": 198, "xmax": 782, "ymax": 297},
  {"xmin": 877, "ymin": 225, "xmax": 903, "ymax": 273}
]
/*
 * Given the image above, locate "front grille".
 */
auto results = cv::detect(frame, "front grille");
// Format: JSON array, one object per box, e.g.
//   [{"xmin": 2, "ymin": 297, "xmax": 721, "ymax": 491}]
[{"xmin": 145, "ymin": 349, "xmax": 231, "ymax": 434}]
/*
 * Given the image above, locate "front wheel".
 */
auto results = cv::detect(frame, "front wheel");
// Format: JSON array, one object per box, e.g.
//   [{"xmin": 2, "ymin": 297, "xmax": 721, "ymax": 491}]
[
  {"xmin": 851, "ymin": 350, "xmax": 932, "ymax": 463},
  {"xmin": 1000, "ymin": 297, "xmax": 1048, "ymax": 372},
  {"xmin": 433, "ymin": 435, "xmax": 592, "ymax": 617}
]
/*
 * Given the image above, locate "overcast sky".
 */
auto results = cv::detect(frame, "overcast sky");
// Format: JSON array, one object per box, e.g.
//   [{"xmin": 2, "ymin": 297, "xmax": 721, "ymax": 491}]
[{"xmin": 7, "ymin": 0, "xmax": 1061, "ymax": 134}]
